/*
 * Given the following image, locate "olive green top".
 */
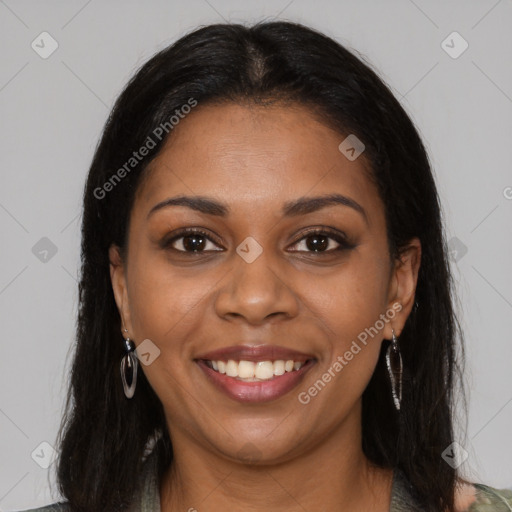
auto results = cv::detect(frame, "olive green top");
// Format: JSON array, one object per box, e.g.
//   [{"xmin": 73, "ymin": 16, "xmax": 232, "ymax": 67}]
[{"xmin": 15, "ymin": 449, "xmax": 512, "ymax": 511}]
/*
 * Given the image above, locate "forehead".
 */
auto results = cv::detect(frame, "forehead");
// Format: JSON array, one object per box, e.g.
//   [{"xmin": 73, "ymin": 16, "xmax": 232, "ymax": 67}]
[{"xmin": 135, "ymin": 102, "xmax": 382, "ymax": 221}]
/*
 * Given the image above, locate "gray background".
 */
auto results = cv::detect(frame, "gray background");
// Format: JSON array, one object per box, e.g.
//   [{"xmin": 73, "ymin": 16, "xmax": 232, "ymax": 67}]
[{"xmin": 1, "ymin": 0, "xmax": 511, "ymax": 509}]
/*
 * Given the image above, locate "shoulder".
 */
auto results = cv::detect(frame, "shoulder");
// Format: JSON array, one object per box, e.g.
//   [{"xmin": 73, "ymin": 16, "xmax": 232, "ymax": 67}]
[
  {"xmin": 13, "ymin": 503, "xmax": 69, "ymax": 512},
  {"xmin": 392, "ymin": 469, "xmax": 512, "ymax": 512},
  {"xmin": 455, "ymin": 480, "xmax": 512, "ymax": 511}
]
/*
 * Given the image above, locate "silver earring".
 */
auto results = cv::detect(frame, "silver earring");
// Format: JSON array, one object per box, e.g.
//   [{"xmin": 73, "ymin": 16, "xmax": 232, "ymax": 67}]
[
  {"xmin": 386, "ymin": 329, "xmax": 403, "ymax": 411},
  {"xmin": 120, "ymin": 337, "xmax": 138, "ymax": 399}
]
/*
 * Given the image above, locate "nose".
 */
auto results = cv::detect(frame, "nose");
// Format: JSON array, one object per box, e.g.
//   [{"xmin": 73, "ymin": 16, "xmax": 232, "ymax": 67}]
[{"xmin": 214, "ymin": 247, "xmax": 300, "ymax": 326}]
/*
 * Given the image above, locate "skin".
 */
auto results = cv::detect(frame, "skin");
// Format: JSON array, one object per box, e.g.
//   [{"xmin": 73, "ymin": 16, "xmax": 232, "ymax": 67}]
[{"xmin": 110, "ymin": 102, "xmax": 421, "ymax": 511}]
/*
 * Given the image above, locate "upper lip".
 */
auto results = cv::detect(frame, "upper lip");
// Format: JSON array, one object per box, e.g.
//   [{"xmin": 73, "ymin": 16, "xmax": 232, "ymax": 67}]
[{"xmin": 195, "ymin": 345, "xmax": 315, "ymax": 362}]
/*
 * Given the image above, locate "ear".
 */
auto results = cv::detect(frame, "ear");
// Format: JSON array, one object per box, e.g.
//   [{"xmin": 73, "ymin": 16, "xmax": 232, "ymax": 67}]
[
  {"xmin": 383, "ymin": 237, "xmax": 421, "ymax": 339},
  {"xmin": 109, "ymin": 244, "xmax": 133, "ymax": 338}
]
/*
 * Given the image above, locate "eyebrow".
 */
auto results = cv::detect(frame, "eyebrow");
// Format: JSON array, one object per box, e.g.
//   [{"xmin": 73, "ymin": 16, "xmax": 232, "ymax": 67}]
[{"xmin": 147, "ymin": 193, "xmax": 368, "ymax": 224}]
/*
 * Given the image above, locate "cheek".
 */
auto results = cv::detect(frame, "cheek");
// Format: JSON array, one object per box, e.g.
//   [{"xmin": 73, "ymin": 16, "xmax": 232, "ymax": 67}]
[
  {"xmin": 307, "ymin": 253, "xmax": 390, "ymax": 335},
  {"xmin": 305, "ymin": 256, "xmax": 391, "ymax": 401},
  {"xmin": 129, "ymin": 268, "xmax": 209, "ymax": 342},
  {"xmin": 298, "ymin": 260, "xmax": 390, "ymax": 412}
]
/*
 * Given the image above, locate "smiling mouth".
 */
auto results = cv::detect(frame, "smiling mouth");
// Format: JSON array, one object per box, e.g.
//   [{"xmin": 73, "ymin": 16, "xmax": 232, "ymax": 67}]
[{"xmin": 202, "ymin": 359, "xmax": 313, "ymax": 382}]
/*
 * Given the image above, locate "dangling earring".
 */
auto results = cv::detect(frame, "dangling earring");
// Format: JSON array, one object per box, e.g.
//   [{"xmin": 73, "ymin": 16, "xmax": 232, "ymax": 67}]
[
  {"xmin": 386, "ymin": 329, "xmax": 403, "ymax": 411},
  {"xmin": 120, "ymin": 336, "xmax": 138, "ymax": 399}
]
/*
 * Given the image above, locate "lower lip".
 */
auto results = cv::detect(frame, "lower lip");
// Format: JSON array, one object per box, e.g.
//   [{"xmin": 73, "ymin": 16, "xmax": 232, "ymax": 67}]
[{"xmin": 196, "ymin": 359, "xmax": 316, "ymax": 403}]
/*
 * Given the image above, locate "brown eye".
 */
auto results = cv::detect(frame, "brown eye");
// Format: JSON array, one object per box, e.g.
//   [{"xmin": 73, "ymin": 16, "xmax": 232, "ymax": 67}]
[
  {"xmin": 289, "ymin": 228, "xmax": 354, "ymax": 254},
  {"xmin": 163, "ymin": 229, "xmax": 223, "ymax": 253}
]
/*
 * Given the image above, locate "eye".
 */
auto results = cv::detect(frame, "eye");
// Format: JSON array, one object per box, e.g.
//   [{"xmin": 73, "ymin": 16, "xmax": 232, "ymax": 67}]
[
  {"xmin": 288, "ymin": 228, "xmax": 354, "ymax": 254},
  {"xmin": 162, "ymin": 228, "xmax": 223, "ymax": 253}
]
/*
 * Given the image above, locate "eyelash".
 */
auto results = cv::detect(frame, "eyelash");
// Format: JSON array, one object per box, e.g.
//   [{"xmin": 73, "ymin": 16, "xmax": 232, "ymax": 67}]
[{"xmin": 162, "ymin": 227, "xmax": 354, "ymax": 255}]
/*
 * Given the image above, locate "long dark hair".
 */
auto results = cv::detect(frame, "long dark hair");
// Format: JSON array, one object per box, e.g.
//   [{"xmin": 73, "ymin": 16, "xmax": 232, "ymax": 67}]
[{"xmin": 55, "ymin": 21, "xmax": 465, "ymax": 511}]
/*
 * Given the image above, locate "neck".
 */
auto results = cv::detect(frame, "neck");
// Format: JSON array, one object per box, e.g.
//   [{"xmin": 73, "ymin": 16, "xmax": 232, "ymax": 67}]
[{"xmin": 160, "ymin": 404, "xmax": 393, "ymax": 512}]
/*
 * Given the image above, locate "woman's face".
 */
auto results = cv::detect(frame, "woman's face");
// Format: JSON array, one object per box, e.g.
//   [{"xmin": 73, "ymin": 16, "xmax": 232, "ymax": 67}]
[{"xmin": 110, "ymin": 102, "xmax": 420, "ymax": 464}]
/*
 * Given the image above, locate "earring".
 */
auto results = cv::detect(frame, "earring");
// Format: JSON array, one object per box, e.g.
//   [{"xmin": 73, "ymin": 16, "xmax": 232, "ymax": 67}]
[
  {"xmin": 120, "ymin": 337, "xmax": 138, "ymax": 399},
  {"xmin": 386, "ymin": 329, "xmax": 403, "ymax": 411}
]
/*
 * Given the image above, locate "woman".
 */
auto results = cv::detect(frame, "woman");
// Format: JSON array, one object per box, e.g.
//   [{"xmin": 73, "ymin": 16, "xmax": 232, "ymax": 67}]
[{"xmin": 18, "ymin": 21, "xmax": 512, "ymax": 512}]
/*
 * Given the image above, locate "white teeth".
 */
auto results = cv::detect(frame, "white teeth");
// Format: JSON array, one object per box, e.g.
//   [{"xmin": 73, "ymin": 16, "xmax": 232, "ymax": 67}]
[
  {"xmin": 255, "ymin": 361, "xmax": 274, "ymax": 380},
  {"xmin": 273, "ymin": 360, "xmax": 285, "ymax": 376},
  {"xmin": 207, "ymin": 358, "xmax": 307, "ymax": 380},
  {"xmin": 226, "ymin": 360, "xmax": 238, "ymax": 377},
  {"xmin": 238, "ymin": 360, "xmax": 255, "ymax": 378}
]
